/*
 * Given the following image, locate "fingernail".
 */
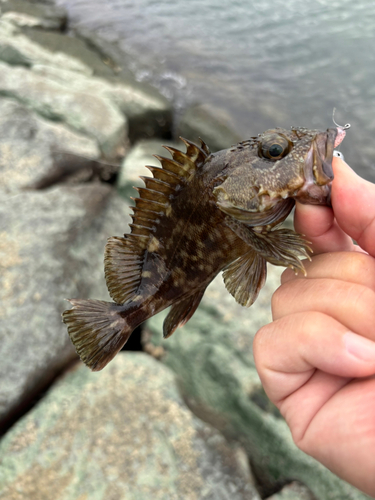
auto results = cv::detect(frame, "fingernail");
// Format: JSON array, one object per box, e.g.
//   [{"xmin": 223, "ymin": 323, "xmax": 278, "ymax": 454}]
[{"xmin": 344, "ymin": 331, "xmax": 375, "ymax": 362}]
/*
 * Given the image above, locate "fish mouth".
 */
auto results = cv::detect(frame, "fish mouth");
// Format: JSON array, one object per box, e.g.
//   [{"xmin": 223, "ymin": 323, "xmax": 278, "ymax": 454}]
[{"xmin": 297, "ymin": 127, "xmax": 346, "ymax": 206}]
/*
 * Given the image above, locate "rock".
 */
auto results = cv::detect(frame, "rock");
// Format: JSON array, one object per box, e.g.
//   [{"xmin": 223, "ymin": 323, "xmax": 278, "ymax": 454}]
[
  {"xmin": 21, "ymin": 26, "xmax": 116, "ymax": 77},
  {"xmin": 0, "ymin": 22, "xmax": 173, "ymax": 141},
  {"xmin": 32, "ymin": 64, "xmax": 173, "ymax": 143},
  {"xmin": 69, "ymin": 26, "xmax": 174, "ymax": 140},
  {"xmin": 0, "ymin": 183, "xmax": 130, "ymax": 427},
  {"xmin": 116, "ymin": 138, "xmax": 181, "ymax": 200},
  {"xmin": 177, "ymin": 103, "xmax": 241, "ymax": 152},
  {"xmin": 0, "ymin": 97, "xmax": 100, "ymax": 193},
  {"xmin": 0, "ymin": 61, "xmax": 127, "ymax": 158},
  {"xmin": 0, "ymin": 353, "xmax": 261, "ymax": 500},
  {"xmin": 0, "ymin": 20, "xmax": 92, "ymax": 74},
  {"xmin": 144, "ymin": 272, "xmax": 370, "ymax": 500},
  {"xmin": 0, "ymin": 0, "xmax": 67, "ymax": 31},
  {"xmin": 71, "ymin": 24, "xmax": 137, "ymax": 79},
  {"xmin": 266, "ymin": 481, "xmax": 315, "ymax": 500}
]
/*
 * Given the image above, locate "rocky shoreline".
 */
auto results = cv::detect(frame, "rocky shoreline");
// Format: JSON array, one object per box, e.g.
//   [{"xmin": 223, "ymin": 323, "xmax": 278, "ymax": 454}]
[{"xmin": 0, "ymin": 2, "xmax": 371, "ymax": 499}]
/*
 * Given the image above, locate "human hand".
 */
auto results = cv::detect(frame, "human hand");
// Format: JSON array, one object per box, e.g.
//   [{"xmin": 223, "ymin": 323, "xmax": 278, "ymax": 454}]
[{"xmin": 253, "ymin": 158, "xmax": 375, "ymax": 496}]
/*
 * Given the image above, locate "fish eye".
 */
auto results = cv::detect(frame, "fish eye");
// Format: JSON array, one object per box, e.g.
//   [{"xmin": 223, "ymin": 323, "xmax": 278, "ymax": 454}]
[
  {"xmin": 260, "ymin": 134, "xmax": 291, "ymax": 160},
  {"xmin": 268, "ymin": 144, "xmax": 284, "ymax": 157}
]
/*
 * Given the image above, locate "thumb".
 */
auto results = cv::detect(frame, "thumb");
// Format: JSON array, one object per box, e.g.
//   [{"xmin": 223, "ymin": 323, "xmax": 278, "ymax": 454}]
[{"xmin": 331, "ymin": 158, "xmax": 375, "ymax": 257}]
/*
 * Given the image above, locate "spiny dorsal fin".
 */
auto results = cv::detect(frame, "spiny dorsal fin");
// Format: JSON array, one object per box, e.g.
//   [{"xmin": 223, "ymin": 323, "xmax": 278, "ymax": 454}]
[
  {"xmin": 154, "ymin": 137, "xmax": 210, "ymax": 179},
  {"xmin": 179, "ymin": 137, "xmax": 209, "ymax": 164},
  {"xmin": 162, "ymin": 146, "xmax": 197, "ymax": 172},
  {"xmin": 163, "ymin": 288, "xmax": 206, "ymax": 338},
  {"xmin": 198, "ymin": 138, "xmax": 210, "ymax": 155},
  {"xmin": 223, "ymin": 251, "xmax": 267, "ymax": 307},
  {"xmin": 104, "ymin": 138, "xmax": 210, "ymax": 306},
  {"xmin": 152, "ymin": 155, "xmax": 187, "ymax": 179},
  {"xmin": 145, "ymin": 165, "xmax": 183, "ymax": 185}
]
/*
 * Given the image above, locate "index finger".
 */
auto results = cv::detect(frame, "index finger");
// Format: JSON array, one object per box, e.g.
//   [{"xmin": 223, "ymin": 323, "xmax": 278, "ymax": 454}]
[
  {"xmin": 294, "ymin": 158, "xmax": 375, "ymax": 256},
  {"xmin": 330, "ymin": 158, "xmax": 375, "ymax": 257}
]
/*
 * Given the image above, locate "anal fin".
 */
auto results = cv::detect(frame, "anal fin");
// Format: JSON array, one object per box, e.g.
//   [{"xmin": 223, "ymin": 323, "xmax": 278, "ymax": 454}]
[
  {"xmin": 223, "ymin": 251, "xmax": 267, "ymax": 307},
  {"xmin": 163, "ymin": 288, "xmax": 206, "ymax": 339}
]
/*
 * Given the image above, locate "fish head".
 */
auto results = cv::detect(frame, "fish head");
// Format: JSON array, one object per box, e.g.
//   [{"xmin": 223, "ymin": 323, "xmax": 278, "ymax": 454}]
[
  {"xmin": 213, "ymin": 125, "xmax": 347, "ymax": 225},
  {"xmin": 254, "ymin": 125, "xmax": 346, "ymax": 206}
]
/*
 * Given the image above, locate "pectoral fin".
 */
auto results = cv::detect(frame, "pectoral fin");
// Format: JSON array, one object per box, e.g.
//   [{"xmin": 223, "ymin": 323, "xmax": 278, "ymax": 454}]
[
  {"xmin": 225, "ymin": 217, "xmax": 311, "ymax": 275},
  {"xmin": 163, "ymin": 288, "xmax": 206, "ymax": 338},
  {"xmin": 223, "ymin": 251, "xmax": 267, "ymax": 307}
]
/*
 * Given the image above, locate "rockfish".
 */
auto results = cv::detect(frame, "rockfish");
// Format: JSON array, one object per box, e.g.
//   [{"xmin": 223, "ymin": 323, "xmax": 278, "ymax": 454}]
[{"xmin": 63, "ymin": 125, "xmax": 347, "ymax": 371}]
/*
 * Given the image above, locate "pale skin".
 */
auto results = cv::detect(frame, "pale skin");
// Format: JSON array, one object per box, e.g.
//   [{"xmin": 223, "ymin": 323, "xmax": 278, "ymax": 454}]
[{"xmin": 253, "ymin": 157, "xmax": 375, "ymax": 497}]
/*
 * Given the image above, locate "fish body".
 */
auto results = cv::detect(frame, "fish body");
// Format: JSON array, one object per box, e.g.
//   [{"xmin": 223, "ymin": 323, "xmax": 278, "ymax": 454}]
[{"xmin": 63, "ymin": 126, "xmax": 346, "ymax": 371}]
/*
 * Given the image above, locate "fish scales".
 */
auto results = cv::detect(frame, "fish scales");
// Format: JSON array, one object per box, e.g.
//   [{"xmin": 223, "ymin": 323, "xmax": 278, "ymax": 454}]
[{"xmin": 63, "ymin": 125, "xmax": 347, "ymax": 371}]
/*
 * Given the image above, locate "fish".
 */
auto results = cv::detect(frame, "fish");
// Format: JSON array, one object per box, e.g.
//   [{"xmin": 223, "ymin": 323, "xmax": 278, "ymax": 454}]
[{"xmin": 62, "ymin": 125, "xmax": 347, "ymax": 371}]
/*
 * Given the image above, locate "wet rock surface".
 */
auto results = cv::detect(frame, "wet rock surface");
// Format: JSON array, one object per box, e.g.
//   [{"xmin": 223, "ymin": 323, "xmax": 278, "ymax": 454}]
[
  {"xmin": 0, "ymin": 0, "xmax": 67, "ymax": 31},
  {"xmin": 0, "ymin": 3, "xmax": 371, "ymax": 499}
]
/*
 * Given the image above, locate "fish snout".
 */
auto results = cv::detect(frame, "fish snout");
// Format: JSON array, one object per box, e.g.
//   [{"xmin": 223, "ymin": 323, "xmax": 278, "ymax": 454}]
[{"xmin": 296, "ymin": 127, "xmax": 345, "ymax": 206}]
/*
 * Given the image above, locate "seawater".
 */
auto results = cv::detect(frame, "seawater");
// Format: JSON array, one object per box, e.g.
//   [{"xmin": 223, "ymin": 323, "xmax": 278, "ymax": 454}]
[{"xmin": 56, "ymin": 0, "xmax": 375, "ymax": 181}]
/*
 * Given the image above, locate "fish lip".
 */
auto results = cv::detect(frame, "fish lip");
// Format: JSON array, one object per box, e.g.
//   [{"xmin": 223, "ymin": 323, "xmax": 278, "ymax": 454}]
[
  {"xmin": 312, "ymin": 127, "xmax": 337, "ymax": 186},
  {"xmin": 296, "ymin": 127, "xmax": 342, "ymax": 206}
]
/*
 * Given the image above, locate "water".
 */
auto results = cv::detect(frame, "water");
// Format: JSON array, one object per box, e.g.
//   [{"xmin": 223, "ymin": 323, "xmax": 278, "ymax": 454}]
[{"xmin": 55, "ymin": 0, "xmax": 375, "ymax": 181}]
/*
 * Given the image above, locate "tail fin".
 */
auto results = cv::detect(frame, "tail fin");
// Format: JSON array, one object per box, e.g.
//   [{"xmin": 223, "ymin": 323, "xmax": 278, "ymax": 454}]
[{"xmin": 62, "ymin": 299, "xmax": 132, "ymax": 371}]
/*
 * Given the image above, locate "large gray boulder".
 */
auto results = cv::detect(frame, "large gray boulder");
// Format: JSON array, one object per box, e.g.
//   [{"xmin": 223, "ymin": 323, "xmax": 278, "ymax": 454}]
[
  {"xmin": 31, "ymin": 64, "xmax": 173, "ymax": 142},
  {"xmin": 0, "ymin": 20, "xmax": 173, "ymax": 143},
  {"xmin": 0, "ymin": 20, "xmax": 91, "ymax": 73},
  {"xmin": 20, "ymin": 25, "xmax": 117, "ymax": 77},
  {"xmin": 0, "ymin": 97, "xmax": 100, "ymax": 193},
  {"xmin": 0, "ymin": 183, "xmax": 130, "ymax": 427},
  {"xmin": 0, "ymin": 353, "xmax": 261, "ymax": 500},
  {"xmin": 0, "ymin": 60, "xmax": 127, "ymax": 158},
  {"xmin": 0, "ymin": 0, "xmax": 67, "ymax": 31}
]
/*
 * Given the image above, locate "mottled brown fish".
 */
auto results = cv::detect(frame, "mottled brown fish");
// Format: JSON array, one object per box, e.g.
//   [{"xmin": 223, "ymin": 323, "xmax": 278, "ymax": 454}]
[{"xmin": 63, "ymin": 125, "xmax": 347, "ymax": 371}]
